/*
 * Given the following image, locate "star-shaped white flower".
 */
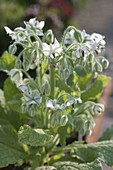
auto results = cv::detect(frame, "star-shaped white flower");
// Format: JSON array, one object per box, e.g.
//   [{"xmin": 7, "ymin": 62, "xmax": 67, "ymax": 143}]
[
  {"xmin": 42, "ymin": 38, "xmax": 62, "ymax": 59},
  {"xmin": 4, "ymin": 26, "xmax": 17, "ymax": 40},
  {"xmin": 24, "ymin": 18, "xmax": 45, "ymax": 36}
]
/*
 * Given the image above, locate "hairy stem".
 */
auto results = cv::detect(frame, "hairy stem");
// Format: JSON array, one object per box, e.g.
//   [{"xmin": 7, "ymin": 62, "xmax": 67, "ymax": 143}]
[{"xmin": 50, "ymin": 64, "xmax": 55, "ymax": 99}]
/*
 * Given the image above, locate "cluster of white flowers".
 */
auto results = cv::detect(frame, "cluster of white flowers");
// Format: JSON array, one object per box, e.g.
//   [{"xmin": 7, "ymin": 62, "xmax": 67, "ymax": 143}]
[
  {"xmin": 65, "ymin": 28, "xmax": 106, "ymax": 58},
  {"xmin": 5, "ymin": 18, "xmax": 106, "ymax": 65},
  {"xmin": 4, "ymin": 18, "xmax": 44, "ymax": 43},
  {"xmin": 46, "ymin": 97, "xmax": 81, "ymax": 111}
]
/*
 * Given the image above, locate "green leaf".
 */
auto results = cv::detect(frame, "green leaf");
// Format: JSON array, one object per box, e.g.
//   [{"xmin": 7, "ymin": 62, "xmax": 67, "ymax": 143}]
[
  {"xmin": 54, "ymin": 160, "xmax": 102, "ymax": 170},
  {"xmin": 99, "ymin": 124, "xmax": 113, "ymax": 141},
  {"xmin": 18, "ymin": 125, "xmax": 53, "ymax": 146},
  {"xmin": 81, "ymin": 75, "xmax": 111, "ymax": 101},
  {"xmin": 0, "ymin": 104, "xmax": 25, "ymax": 131},
  {"xmin": 58, "ymin": 125, "xmax": 68, "ymax": 146},
  {"xmin": 4, "ymin": 78, "xmax": 22, "ymax": 112},
  {"xmin": 0, "ymin": 51, "xmax": 16, "ymax": 73},
  {"xmin": 74, "ymin": 66, "xmax": 92, "ymax": 90},
  {"xmin": 71, "ymin": 141, "xmax": 113, "ymax": 167},
  {"xmin": 99, "ymin": 74, "xmax": 111, "ymax": 87},
  {"xmin": 56, "ymin": 76, "xmax": 72, "ymax": 93},
  {"xmin": 0, "ymin": 118, "xmax": 26, "ymax": 168},
  {"xmin": 78, "ymin": 74, "xmax": 92, "ymax": 90},
  {"xmin": 67, "ymin": 71, "xmax": 78, "ymax": 87},
  {"xmin": 28, "ymin": 166, "xmax": 57, "ymax": 170},
  {"xmin": 81, "ymin": 78, "xmax": 102, "ymax": 101}
]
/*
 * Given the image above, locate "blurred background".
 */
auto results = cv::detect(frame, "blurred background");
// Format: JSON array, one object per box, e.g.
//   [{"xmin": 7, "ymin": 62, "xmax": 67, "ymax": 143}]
[{"xmin": 0, "ymin": 0, "xmax": 113, "ymax": 169}]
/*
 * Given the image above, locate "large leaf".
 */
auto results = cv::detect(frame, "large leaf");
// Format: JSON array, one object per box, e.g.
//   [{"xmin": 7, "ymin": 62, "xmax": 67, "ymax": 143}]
[
  {"xmin": 0, "ymin": 88, "xmax": 24, "ymax": 130},
  {"xmin": 0, "ymin": 118, "xmax": 26, "ymax": 168},
  {"xmin": 4, "ymin": 77, "xmax": 22, "ymax": 112},
  {"xmin": 0, "ymin": 51, "xmax": 16, "ymax": 72},
  {"xmin": 99, "ymin": 124, "xmax": 113, "ymax": 141},
  {"xmin": 71, "ymin": 141, "xmax": 113, "ymax": 167},
  {"xmin": 0, "ymin": 105, "xmax": 25, "ymax": 132},
  {"xmin": 28, "ymin": 166, "xmax": 57, "ymax": 170},
  {"xmin": 54, "ymin": 160, "xmax": 102, "ymax": 170},
  {"xmin": 81, "ymin": 75, "xmax": 111, "ymax": 101},
  {"xmin": 18, "ymin": 125, "xmax": 53, "ymax": 146}
]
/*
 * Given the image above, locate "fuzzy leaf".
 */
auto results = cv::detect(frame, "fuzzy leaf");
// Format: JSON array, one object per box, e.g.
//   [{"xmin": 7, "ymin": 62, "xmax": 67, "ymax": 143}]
[
  {"xmin": 0, "ymin": 103, "xmax": 24, "ymax": 131},
  {"xmin": 0, "ymin": 119, "xmax": 25, "ymax": 168},
  {"xmin": 81, "ymin": 75, "xmax": 111, "ymax": 101},
  {"xmin": 81, "ymin": 79, "xmax": 102, "ymax": 101},
  {"xmin": 0, "ymin": 51, "xmax": 16, "ymax": 72},
  {"xmin": 28, "ymin": 166, "xmax": 57, "ymax": 170},
  {"xmin": 4, "ymin": 78, "xmax": 22, "ymax": 112},
  {"xmin": 71, "ymin": 140, "xmax": 113, "ymax": 167},
  {"xmin": 58, "ymin": 125, "xmax": 68, "ymax": 146},
  {"xmin": 18, "ymin": 125, "xmax": 53, "ymax": 146},
  {"xmin": 54, "ymin": 160, "xmax": 102, "ymax": 170}
]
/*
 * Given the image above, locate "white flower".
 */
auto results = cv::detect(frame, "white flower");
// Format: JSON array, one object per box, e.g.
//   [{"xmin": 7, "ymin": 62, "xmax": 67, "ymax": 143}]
[
  {"xmin": 4, "ymin": 26, "xmax": 28, "ymax": 42},
  {"xmin": 90, "ymin": 33, "xmax": 105, "ymax": 45},
  {"xmin": 65, "ymin": 29, "xmax": 89, "ymax": 45},
  {"xmin": 46, "ymin": 99, "xmax": 55, "ymax": 110},
  {"xmin": 24, "ymin": 18, "xmax": 45, "ymax": 36},
  {"xmin": 4, "ymin": 26, "xmax": 17, "ymax": 40},
  {"xmin": 4, "ymin": 26, "xmax": 13, "ymax": 34},
  {"xmin": 86, "ymin": 33, "xmax": 106, "ymax": 53},
  {"xmin": 29, "ymin": 18, "xmax": 45, "ymax": 29},
  {"xmin": 75, "ymin": 43, "xmax": 90, "ymax": 58},
  {"xmin": 23, "ymin": 89, "xmax": 42, "ymax": 105},
  {"xmin": 46, "ymin": 99, "xmax": 66, "ymax": 110},
  {"xmin": 42, "ymin": 38, "xmax": 62, "ymax": 59}
]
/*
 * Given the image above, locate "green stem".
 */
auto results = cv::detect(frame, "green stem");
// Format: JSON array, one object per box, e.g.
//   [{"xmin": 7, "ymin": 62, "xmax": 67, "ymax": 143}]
[
  {"xmin": 46, "ymin": 134, "xmax": 60, "ymax": 154},
  {"xmin": 62, "ymin": 26, "xmax": 80, "ymax": 46},
  {"xmin": 50, "ymin": 64, "xmax": 55, "ymax": 99},
  {"xmin": 22, "ymin": 69, "xmax": 40, "ymax": 92},
  {"xmin": 40, "ymin": 63, "xmax": 42, "ymax": 87}
]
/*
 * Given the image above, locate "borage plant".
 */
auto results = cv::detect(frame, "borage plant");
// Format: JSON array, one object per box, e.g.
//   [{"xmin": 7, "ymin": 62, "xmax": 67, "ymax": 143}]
[{"xmin": 0, "ymin": 18, "xmax": 112, "ymax": 169}]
